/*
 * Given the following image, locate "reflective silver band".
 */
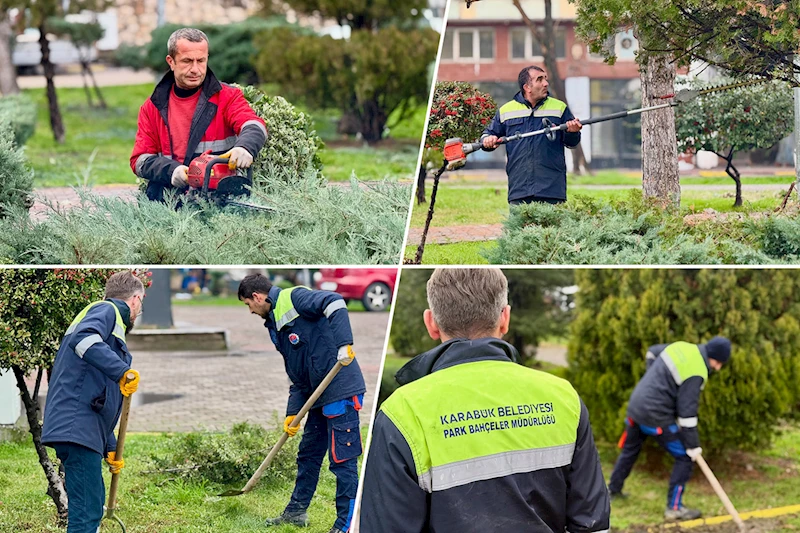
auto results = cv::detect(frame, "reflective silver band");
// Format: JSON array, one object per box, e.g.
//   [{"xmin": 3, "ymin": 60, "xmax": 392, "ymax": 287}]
[
  {"xmin": 134, "ymin": 153, "xmax": 156, "ymax": 178},
  {"xmin": 499, "ymin": 109, "xmax": 532, "ymax": 122},
  {"xmin": 195, "ymin": 136, "xmax": 237, "ymax": 154},
  {"xmin": 112, "ymin": 324, "xmax": 126, "ymax": 341},
  {"xmin": 533, "ymin": 109, "xmax": 564, "ymax": 118},
  {"xmin": 75, "ymin": 334, "xmax": 103, "ymax": 358},
  {"xmin": 646, "ymin": 351, "xmax": 656, "ymax": 360},
  {"xmin": 677, "ymin": 416, "xmax": 698, "ymax": 428},
  {"xmin": 323, "ymin": 300, "xmax": 347, "ymax": 318},
  {"xmin": 276, "ymin": 308, "xmax": 299, "ymax": 331},
  {"xmin": 419, "ymin": 442, "xmax": 576, "ymax": 492},
  {"xmin": 242, "ymin": 119, "xmax": 268, "ymax": 138},
  {"xmin": 660, "ymin": 353, "xmax": 684, "ymax": 385}
]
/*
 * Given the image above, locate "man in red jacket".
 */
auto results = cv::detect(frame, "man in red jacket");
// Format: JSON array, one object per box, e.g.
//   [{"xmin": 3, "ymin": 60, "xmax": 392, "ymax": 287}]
[{"xmin": 130, "ymin": 28, "xmax": 267, "ymax": 202}]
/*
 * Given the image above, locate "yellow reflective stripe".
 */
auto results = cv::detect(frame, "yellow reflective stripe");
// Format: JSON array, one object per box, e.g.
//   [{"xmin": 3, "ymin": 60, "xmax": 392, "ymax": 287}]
[
  {"xmin": 274, "ymin": 286, "xmax": 310, "ymax": 331},
  {"xmin": 65, "ymin": 301, "xmax": 126, "ymax": 344},
  {"xmin": 276, "ymin": 308, "xmax": 299, "ymax": 331}
]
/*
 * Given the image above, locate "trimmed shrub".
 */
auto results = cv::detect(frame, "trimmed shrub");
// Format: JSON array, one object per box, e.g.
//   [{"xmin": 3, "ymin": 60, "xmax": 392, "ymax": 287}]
[
  {"xmin": 488, "ymin": 190, "xmax": 797, "ymax": 265},
  {"xmin": 0, "ymin": 168, "xmax": 410, "ymax": 265},
  {"xmin": 0, "ymin": 94, "xmax": 37, "ymax": 147},
  {"xmin": 149, "ymin": 421, "xmax": 299, "ymax": 486},
  {"xmin": 0, "ymin": 126, "xmax": 34, "ymax": 217},
  {"xmin": 238, "ymin": 84, "xmax": 323, "ymax": 182},
  {"xmin": 567, "ymin": 269, "xmax": 799, "ymax": 455}
]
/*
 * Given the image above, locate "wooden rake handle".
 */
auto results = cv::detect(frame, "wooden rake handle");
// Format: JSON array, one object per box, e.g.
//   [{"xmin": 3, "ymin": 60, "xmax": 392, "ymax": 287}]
[
  {"xmin": 105, "ymin": 371, "xmax": 137, "ymax": 518},
  {"xmin": 694, "ymin": 453, "xmax": 746, "ymax": 532},
  {"xmin": 239, "ymin": 361, "xmax": 345, "ymax": 494}
]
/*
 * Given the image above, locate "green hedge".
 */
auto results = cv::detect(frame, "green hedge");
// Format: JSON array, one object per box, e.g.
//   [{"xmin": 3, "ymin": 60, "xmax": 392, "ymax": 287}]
[
  {"xmin": 0, "ymin": 126, "xmax": 33, "ymax": 217},
  {"xmin": 567, "ymin": 269, "xmax": 800, "ymax": 456},
  {"xmin": 119, "ymin": 18, "xmax": 297, "ymax": 84},
  {"xmin": 0, "ymin": 94, "xmax": 37, "ymax": 147},
  {"xmin": 489, "ymin": 191, "xmax": 799, "ymax": 265}
]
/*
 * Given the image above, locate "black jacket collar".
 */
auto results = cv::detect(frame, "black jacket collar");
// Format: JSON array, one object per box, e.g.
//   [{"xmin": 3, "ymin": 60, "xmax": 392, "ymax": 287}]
[
  {"xmin": 106, "ymin": 298, "xmax": 132, "ymax": 332},
  {"xmin": 395, "ymin": 337, "xmax": 520, "ymax": 386}
]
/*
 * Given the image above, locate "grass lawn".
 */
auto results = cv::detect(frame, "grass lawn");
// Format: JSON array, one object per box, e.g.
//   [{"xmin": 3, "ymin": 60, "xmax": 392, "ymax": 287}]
[
  {"xmin": 603, "ymin": 422, "xmax": 800, "ymax": 531},
  {"xmin": 318, "ymin": 142, "xmax": 419, "ymax": 182},
  {"xmin": 404, "ymin": 241, "xmax": 496, "ymax": 265},
  {"xmin": 23, "ymin": 85, "xmax": 423, "ymax": 187},
  {"xmin": 565, "ymin": 170, "xmax": 795, "ymax": 187},
  {"xmin": 0, "ymin": 430, "xmax": 367, "ymax": 532},
  {"xmin": 409, "ymin": 184, "xmax": 787, "ymax": 228}
]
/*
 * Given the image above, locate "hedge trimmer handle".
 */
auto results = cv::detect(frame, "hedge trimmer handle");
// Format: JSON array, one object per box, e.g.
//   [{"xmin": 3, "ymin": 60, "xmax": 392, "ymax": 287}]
[{"xmin": 203, "ymin": 157, "xmax": 254, "ymax": 195}]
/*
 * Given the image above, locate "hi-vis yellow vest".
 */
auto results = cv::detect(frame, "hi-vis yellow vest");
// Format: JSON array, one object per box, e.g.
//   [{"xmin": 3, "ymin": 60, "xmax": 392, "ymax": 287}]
[
  {"xmin": 380, "ymin": 360, "xmax": 581, "ymax": 492},
  {"xmin": 498, "ymin": 97, "xmax": 567, "ymax": 123},
  {"xmin": 661, "ymin": 342, "xmax": 708, "ymax": 388}
]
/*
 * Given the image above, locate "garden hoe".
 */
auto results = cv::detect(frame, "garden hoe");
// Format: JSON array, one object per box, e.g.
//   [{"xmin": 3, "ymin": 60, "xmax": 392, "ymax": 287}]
[
  {"xmin": 694, "ymin": 453, "xmax": 746, "ymax": 532},
  {"xmin": 103, "ymin": 372, "xmax": 137, "ymax": 533},
  {"xmin": 442, "ymin": 78, "xmax": 768, "ymax": 167},
  {"xmin": 218, "ymin": 361, "xmax": 346, "ymax": 497}
]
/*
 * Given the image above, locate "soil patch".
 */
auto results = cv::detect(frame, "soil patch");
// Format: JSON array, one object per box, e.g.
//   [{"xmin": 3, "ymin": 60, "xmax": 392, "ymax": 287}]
[{"xmin": 626, "ymin": 517, "xmax": 786, "ymax": 533}]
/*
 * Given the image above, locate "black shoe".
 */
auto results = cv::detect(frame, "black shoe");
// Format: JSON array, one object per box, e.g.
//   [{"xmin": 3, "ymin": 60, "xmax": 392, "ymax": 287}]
[{"xmin": 265, "ymin": 510, "xmax": 309, "ymax": 527}]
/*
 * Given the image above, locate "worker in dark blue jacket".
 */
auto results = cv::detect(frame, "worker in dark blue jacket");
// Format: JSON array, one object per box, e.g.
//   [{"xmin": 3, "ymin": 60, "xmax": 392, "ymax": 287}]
[
  {"xmin": 481, "ymin": 65, "xmax": 582, "ymax": 205},
  {"xmin": 42, "ymin": 271, "xmax": 145, "ymax": 533},
  {"xmin": 238, "ymin": 274, "xmax": 366, "ymax": 533},
  {"xmin": 607, "ymin": 337, "xmax": 732, "ymax": 521}
]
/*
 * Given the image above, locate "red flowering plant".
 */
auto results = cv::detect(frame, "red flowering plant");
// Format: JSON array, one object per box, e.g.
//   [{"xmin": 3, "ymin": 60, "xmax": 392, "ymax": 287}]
[
  {"xmin": 424, "ymin": 81, "xmax": 497, "ymax": 165},
  {"xmin": 0, "ymin": 268, "xmax": 151, "ymax": 521}
]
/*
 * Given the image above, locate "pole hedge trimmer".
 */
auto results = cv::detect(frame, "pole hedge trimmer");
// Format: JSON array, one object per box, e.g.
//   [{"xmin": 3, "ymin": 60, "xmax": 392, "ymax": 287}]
[
  {"xmin": 443, "ymin": 79, "xmax": 767, "ymax": 166},
  {"xmin": 410, "ymin": 78, "xmax": 768, "ymax": 265}
]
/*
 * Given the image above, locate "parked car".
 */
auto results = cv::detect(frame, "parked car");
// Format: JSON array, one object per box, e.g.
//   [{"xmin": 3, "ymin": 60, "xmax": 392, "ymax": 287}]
[{"xmin": 314, "ymin": 268, "xmax": 397, "ymax": 312}]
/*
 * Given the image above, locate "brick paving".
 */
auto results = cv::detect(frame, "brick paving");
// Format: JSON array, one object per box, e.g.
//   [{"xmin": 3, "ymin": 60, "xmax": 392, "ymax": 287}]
[
  {"xmin": 124, "ymin": 306, "xmax": 390, "ymax": 433},
  {"xmin": 31, "ymin": 185, "xmax": 139, "ymax": 221}
]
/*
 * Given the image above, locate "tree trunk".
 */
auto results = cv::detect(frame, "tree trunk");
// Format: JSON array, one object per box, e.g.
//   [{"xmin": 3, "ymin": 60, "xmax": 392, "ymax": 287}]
[
  {"xmin": 640, "ymin": 52, "xmax": 680, "ymax": 206},
  {"xmin": 512, "ymin": 0, "xmax": 591, "ymax": 175},
  {"xmin": 80, "ymin": 62, "xmax": 94, "ymax": 108},
  {"xmin": 0, "ymin": 17, "xmax": 19, "ymax": 96},
  {"xmin": 416, "ymin": 164, "xmax": 426, "ymax": 204},
  {"xmin": 86, "ymin": 62, "xmax": 107, "ymax": 109},
  {"xmin": 39, "ymin": 23, "xmax": 65, "ymax": 144},
  {"xmin": 357, "ymin": 98, "xmax": 387, "ymax": 143},
  {"xmin": 11, "ymin": 365, "xmax": 69, "ymax": 523}
]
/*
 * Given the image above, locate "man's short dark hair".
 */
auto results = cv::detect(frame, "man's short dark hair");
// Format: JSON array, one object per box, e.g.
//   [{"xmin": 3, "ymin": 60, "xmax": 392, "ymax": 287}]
[
  {"xmin": 518, "ymin": 65, "xmax": 545, "ymax": 92},
  {"xmin": 238, "ymin": 274, "xmax": 273, "ymax": 300}
]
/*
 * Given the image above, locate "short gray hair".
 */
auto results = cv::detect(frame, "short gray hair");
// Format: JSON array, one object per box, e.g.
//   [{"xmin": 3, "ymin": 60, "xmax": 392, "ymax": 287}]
[
  {"xmin": 426, "ymin": 268, "xmax": 508, "ymax": 339},
  {"xmin": 167, "ymin": 28, "xmax": 209, "ymax": 57},
  {"xmin": 105, "ymin": 271, "xmax": 145, "ymax": 300}
]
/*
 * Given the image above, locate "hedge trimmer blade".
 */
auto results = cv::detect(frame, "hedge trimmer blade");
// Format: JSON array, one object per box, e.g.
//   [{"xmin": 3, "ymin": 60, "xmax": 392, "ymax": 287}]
[{"xmin": 670, "ymin": 78, "xmax": 769, "ymax": 103}]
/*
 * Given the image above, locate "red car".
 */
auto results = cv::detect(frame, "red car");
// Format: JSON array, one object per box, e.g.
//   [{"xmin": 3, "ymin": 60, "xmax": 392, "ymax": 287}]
[{"xmin": 314, "ymin": 268, "xmax": 398, "ymax": 312}]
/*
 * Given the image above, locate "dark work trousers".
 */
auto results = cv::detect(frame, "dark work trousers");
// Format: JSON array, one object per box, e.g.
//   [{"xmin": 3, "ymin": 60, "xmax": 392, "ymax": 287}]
[
  {"xmin": 285, "ymin": 404, "xmax": 362, "ymax": 531},
  {"xmin": 509, "ymin": 195, "xmax": 565, "ymax": 205},
  {"xmin": 607, "ymin": 419, "xmax": 694, "ymax": 510},
  {"xmin": 52, "ymin": 443, "xmax": 105, "ymax": 533}
]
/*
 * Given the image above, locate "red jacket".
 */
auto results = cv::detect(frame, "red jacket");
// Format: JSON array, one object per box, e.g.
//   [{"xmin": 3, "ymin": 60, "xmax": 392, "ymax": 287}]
[{"xmin": 130, "ymin": 68, "xmax": 267, "ymax": 202}]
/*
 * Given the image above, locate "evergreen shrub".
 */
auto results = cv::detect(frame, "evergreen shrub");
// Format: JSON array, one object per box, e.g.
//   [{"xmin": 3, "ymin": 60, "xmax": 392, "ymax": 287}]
[
  {"xmin": 567, "ymin": 269, "xmax": 799, "ymax": 455},
  {"xmin": 0, "ymin": 94, "xmax": 37, "ymax": 147},
  {"xmin": 0, "ymin": 126, "xmax": 34, "ymax": 217}
]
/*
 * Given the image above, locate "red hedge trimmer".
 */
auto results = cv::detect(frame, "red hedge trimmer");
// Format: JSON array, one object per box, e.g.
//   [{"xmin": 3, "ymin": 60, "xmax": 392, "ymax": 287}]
[
  {"xmin": 185, "ymin": 150, "xmax": 275, "ymax": 213},
  {"xmin": 409, "ymin": 78, "xmax": 768, "ymax": 265}
]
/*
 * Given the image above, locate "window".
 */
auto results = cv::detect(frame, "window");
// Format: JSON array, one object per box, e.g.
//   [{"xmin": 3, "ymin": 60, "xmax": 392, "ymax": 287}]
[
  {"xmin": 440, "ymin": 28, "xmax": 495, "ymax": 61},
  {"xmin": 509, "ymin": 27, "xmax": 566, "ymax": 60}
]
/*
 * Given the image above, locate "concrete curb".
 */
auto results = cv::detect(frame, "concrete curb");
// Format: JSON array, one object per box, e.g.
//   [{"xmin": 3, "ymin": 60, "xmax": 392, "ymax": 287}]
[{"xmin": 127, "ymin": 327, "xmax": 229, "ymax": 352}]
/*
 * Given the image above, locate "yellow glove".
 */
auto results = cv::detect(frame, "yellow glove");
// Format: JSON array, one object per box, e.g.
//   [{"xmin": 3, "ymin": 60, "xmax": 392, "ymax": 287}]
[
  {"xmin": 105, "ymin": 451, "xmax": 124, "ymax": 474},
  {"xmin": 337, "ymin": 345, "xmax": 355, "ymax": 366},
  {"xmin": 220, "ymin": 147, "xmax": 254, "ymax": 169},
  {"xmin": 119, "ymin": 369, "xmax": 139, "ymax": 397},
  {"xmin": 283, "ymin": 415, "xmax": 300, "ymax": 437}
]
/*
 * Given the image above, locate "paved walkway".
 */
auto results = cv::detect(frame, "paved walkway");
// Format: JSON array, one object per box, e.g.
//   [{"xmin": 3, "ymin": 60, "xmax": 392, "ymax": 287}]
[
  {"xmin": 31, "ymin": 185, "xmax": 139, "ymax": 220},
  {"xmin": 16, "ymin": 66, "xmax": 155, "ymax": 89},
  {"xmin": 406, "ymin": 223, "xmax": 504, "ymax": 245},
  {"xmin": 34, "ymin": 306, "xmax": 390, "ymax": 433}
]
